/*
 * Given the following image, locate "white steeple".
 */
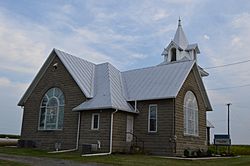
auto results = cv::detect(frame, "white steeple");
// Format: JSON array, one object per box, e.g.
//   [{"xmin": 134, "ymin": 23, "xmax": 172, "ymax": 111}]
[
  {"xmin": 173, "ymin": 18, "xmax": 189, "ymax": 49},
  {"xmin": 162, "ymin": 18, "xmax": 200, "ymax": 63}
]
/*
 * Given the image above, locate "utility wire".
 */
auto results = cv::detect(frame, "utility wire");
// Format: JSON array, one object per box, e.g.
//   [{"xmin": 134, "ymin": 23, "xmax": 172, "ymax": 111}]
[
  {"xmin": 204, "ymin": 59, "xmax": 250, "ymax": 69},
  {"xmin": 207, "ymin": 83, "xmax": 250, "ymax": 91}
]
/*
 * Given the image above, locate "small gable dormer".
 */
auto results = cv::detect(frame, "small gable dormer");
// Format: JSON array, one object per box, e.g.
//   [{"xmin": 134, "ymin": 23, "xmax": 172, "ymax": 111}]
[{"xmin": 162, "ymin": 19, "xmax": 200, "ymax": 63}]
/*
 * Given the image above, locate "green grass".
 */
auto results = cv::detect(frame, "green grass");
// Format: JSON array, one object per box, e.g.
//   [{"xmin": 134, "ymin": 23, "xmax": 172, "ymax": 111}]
[
  {"xmin": 0, "ymin": 147, "xmax": 250, "ymax": 166},
  {"xmin": 0, "ymin": 159, "xmax": 28, "ymax": 166},
  {"xmin": 209, "ymin": 145, "xmax": 250, "ymax": 155}
]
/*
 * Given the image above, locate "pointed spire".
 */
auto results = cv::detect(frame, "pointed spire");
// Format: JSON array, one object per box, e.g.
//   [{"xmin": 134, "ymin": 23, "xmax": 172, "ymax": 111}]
[
  {"xmin": 173, "ymin": 18, "xmax": 188, "ymax": 49},
  {"xmin": 178, "ymin": 16, "xmax": 181, "ymax": 26}
]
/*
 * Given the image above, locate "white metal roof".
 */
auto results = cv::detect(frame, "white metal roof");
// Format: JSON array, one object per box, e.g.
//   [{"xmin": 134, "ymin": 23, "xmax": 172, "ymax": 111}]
[
  {"xmin": 122, "ymin": 60, "xmax": 194, "ymax": 101},
  {"xmin": 54, "ymin": 49, "xmax": 95, "ymax": 98},
  {"xmin": 19, "ymin": 48, "xmax": 212, "ymax": 112},
  {"xmin": 73, "ymin": 63, "xmax": 134, "ymax": 113},
  {"xmin": 162, "ymin": 20, "xmax": 200, "ymax": 57},
  {"xmin": 186, "ymin": 44, "xmax": 200, "ymax": 53},
  {"xmin": 186, "ymin": 43, "xmax": 198, "ymax": 50},
  {"xmin": 173, "ymin": 20, "xmax": 189, "ymax": 49},
  {"xmin": 18, "ymin": 49, "xmax": 95, "ymax": 106}
]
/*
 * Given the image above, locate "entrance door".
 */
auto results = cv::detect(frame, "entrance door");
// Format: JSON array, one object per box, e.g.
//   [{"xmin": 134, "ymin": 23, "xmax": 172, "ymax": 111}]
[{"xmin": 126, "ymin": 115, "xmax": 134, "ymax": 142}]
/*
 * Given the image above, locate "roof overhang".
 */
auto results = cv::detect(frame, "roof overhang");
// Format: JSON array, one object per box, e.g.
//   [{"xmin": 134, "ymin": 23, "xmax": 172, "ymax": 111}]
[
  {"xmin": 72, "ymin": 105, "xmax": 139, "ymax": 114},
  {"xmin": 198, "ymin": 66, "xmax": 209, "ymax": 77},
  {"xmin": 193, "ymin": 64, "xmax": 213, "ymax": 111},
  {"xmin": 185, "ymin": 43, "xmax": 200, "ymax": 54}
]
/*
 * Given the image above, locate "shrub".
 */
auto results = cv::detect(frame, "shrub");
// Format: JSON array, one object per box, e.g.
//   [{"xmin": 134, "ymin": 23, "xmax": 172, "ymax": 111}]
[
  {"xmin": 184, "ymin": 149, "xmax": 191, "ymax": 157},
  {"xmin": 207, "ymin": 149, "xmax": 213, "ymax": 157}
]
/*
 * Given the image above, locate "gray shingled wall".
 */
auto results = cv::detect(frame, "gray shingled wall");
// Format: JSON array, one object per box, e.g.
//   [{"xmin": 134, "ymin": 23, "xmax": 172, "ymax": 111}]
[
  {"xmin": 133, "ymin": 99, "xmax": 174, "ymax": 155},
  {"xmin": 175, "ymin": 69, "xmax": 207, "ymax": 156},
  {"xmin": 79, "ymin": 110, "xmax": 111, "ymax": 153},
  {"xmin": 20, "ymin": 54, "xmax": 86, "ymax": 150}
]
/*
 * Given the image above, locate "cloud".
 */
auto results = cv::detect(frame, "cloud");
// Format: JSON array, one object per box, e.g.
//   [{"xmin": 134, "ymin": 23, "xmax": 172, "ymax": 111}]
[
  {"xmin": 163, "ymin": 0, "xmax": 198, "ymax": 4},
  {"xmin": 201, "ymin": 12, "xmax": 250, "ymax": 144},
  {"xmin": 152, "ymin": 10, "xmax": 170, "ymax": 21},
  {"xmin": 0, "ymin": 77, "xmax": 29, "ymax": 134},
  {"xmin": 204, "ymin": 34, "xmax": 210, "ymax": 40},
  {"xmin": 0, "ymin": 77, "xmax": 29, "ymax": 93},
  {"xmin": 0, "ymin": 77, "xmax": 11, "ymax": 86},
  {"xmin": 129, "ymin": 53, "xmax": 147, "ymax": 60},
  {"xmin": 230, "ymin": 36, "xmax": 242, "ymax": 47},
  {"xmin": 232, "ymin": 12, "xmax": 250, "ymax": 29},
  {"xmin": 0, "ymin": 7, "xmax": 122, "ymax": 74},
  {"xmin": 0, "ymin": 9, "xmax": 52, "ymax": 74},
  {"xmin": 61, "ymin": 4, "xmax": 74, "ymax": 14}
]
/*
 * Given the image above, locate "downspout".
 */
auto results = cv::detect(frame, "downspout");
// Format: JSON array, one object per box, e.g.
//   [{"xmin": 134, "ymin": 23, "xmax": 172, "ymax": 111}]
[
  {"xmin": 82, "ymin": 109, "xmax": 118, "ymax": 157},
  {"xmin": 135, "ymin": 100, "xmax": 137, "ymax": 112},
  {"xmin": 76, "ymin": 111, "xmax": 81, "ymax": 149},
  {"xmin": 173, "ymin": 98, "xmax": 176, "ymax": 155},
  {"xmin": 48, "ymin": 112, "xmax": 81, "ymax": 153}
]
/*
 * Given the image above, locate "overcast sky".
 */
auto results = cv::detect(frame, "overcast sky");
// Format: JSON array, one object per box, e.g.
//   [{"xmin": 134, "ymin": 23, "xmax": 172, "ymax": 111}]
[{"xmin": 0, "ymin": 0, "xmax": 250, "ymax": 144}]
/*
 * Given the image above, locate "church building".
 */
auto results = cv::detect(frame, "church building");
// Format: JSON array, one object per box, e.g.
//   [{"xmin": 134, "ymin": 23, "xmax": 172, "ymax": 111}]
[{"xmin": 18, "ymin": 20, "xmax": 212, "ymax": 156}]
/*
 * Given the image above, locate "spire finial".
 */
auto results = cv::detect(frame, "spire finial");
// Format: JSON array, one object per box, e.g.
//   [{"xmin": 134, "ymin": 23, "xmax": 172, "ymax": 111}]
[{"xmin": 178, "ymin": 17, "xmax": 181, "ymax": 26}]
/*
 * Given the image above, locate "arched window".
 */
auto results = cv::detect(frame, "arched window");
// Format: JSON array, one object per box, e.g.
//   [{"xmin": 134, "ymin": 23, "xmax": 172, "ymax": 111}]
[
  {"xmin": 39, "ymin": 88, "xmax": 64, "ymax": 130},
  {"xmin": 183, "ymin": 91, "xmax": 198, "ymax": 136},
  {"xmin": 170, "ymin": 48, "xmax": 177, "ymax": 62}
]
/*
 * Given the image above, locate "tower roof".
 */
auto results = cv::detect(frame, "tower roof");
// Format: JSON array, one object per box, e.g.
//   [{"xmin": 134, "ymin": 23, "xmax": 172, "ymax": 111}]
[{"xmin": 173, "ymin": 19, "xmax": 189, "ymax": 49}]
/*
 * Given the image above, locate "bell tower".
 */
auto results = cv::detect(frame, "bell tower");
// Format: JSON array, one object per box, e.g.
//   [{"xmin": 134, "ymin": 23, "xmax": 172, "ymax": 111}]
[{"xmin": 162, "ymin": 19, "xmax": 200, "ymax": 63}]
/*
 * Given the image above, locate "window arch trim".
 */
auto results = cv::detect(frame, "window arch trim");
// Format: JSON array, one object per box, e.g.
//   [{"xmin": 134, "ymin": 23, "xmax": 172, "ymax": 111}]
[
  {"xmin": 38, "ymin": 87, "xmax": 64, "ymax": 131},
  {"xmin": 183, "ymin": 91, "xmax": 199, "ymax": 136}
]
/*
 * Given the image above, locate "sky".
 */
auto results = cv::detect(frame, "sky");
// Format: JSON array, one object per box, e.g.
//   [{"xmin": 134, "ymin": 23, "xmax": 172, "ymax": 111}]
[{"xmin": 0, "ymin": 0, "xmax": 250, "ymax": 144}]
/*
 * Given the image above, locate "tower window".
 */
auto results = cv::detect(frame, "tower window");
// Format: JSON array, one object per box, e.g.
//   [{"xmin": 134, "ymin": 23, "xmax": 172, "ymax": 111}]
[
  {"xmin": 170, "ymin": 48, "xmax": 177, "ymax": 62},
  {"xmin": 193, "ymin": 50, "xmax": 197, "ymax": 60}
]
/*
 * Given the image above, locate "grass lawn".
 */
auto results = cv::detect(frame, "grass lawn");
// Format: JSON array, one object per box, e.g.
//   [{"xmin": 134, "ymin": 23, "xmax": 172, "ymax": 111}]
[
  {"xmin": 0, "ymin": 159, "xmax": 28, "ymax": 166},
  {"xmin": 1, "ymin": 147, "xmax": 250, "ymax": 166},
  {"xmin": 209, "ymin": 145, "xmax": 250, "ymax": 155}
]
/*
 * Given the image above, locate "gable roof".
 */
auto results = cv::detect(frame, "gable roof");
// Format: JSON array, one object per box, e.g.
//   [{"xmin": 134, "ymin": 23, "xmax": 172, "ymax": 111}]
[
  {"xmin": 122, "ymin": 61, "xmax": 195, "ymax": 101},
  {"xmin": 18, "ymin": 49, "xmax": 95, "ymax": 106},
  {"xmin": 163, "ymin": 40, "xmax": 184, "ymax": 53},
  {"xmin": 54, "ymin": 49, "xmax": 95, "ymax": 98},
  {"xmin": 19, "ymin": 49, "xmax": 212, "ymax": 112},
  {"xmin": 73, "ymin": 63, "xmax": 134, "ymax": 112}
]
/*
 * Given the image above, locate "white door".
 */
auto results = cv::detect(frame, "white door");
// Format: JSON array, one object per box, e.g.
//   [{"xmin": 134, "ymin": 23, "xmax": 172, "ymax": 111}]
[{"xmin": 126, "ymin": 115, "xmax": 134, "ymax": 142}]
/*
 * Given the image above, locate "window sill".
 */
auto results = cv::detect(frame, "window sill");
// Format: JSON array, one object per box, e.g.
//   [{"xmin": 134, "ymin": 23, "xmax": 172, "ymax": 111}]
[
  {"xmin": 91, "ymin": 129, "xmax": 99, "ymax": 131},
  {"xmin": 38, "ymin": 129, "xmax": 63, "ymax": 132},
  {"xmin": 147, "ymin": 131, "xmax": 158, "ymax": 135},
  {"xmin": 183, "ymin": 134, "xmax": 199, "ymax": 138}
]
